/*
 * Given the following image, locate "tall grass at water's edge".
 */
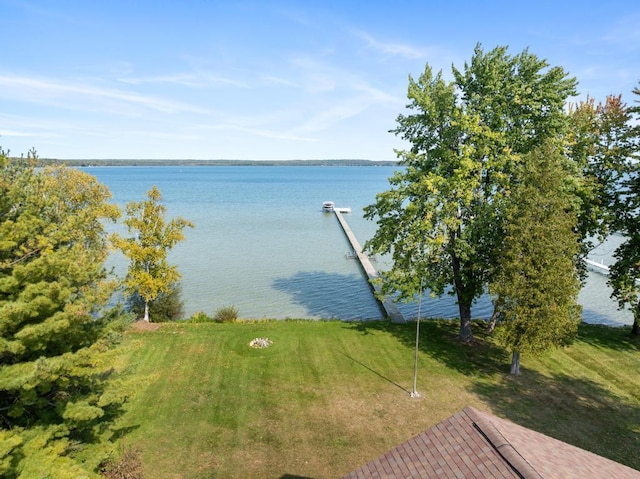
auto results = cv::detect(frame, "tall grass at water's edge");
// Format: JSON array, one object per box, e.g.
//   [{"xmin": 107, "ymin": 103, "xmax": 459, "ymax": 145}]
[{"xmin": 111, "ymin": 320, "xmax": 640, "ymax": 478}]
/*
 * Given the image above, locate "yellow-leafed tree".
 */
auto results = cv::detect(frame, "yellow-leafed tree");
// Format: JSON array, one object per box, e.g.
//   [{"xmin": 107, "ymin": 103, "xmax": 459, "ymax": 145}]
[{"xmin": 112, "ymin": 186, "xmax": 193, "ymax": 322}]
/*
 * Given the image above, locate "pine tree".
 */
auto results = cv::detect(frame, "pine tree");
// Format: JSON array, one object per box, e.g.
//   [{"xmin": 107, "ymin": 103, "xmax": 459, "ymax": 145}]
[
  {"xmin": 490, "ymin": 142, "xmax": 582, "ymax": 374},
  {"xmin": 0, "ymin": 151, "xmax": 128, "ymax": 477}
]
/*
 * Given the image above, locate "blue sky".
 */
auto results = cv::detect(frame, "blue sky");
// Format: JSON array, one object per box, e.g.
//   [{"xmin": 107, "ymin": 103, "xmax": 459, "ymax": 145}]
[{"xmin": 1, "ymin": 0, "xmax": 639, "ymax": 161}]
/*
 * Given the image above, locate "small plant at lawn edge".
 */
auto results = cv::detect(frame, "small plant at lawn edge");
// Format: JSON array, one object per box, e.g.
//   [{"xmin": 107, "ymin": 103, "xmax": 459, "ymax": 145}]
[{"xmin": 214, "ymin": 305, "xmax": 239, "ymax": 323}]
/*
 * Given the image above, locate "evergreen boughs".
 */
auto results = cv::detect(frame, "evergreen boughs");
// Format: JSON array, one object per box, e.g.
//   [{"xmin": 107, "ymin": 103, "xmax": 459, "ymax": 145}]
[
  {"xmin": 0, "ymin": 152, "xmax": 128, "ymax": 477},
  {"xmin": 490, "ymin": 142, "xmax": 582, "ymax": 374}
]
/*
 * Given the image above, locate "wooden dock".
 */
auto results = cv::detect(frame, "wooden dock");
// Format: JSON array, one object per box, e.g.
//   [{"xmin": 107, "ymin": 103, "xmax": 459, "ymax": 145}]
[
  {"xmin": 584, "ymin": 258, "xmax": 610, "ymax": 275},
  {"xmin": 333, "ymin": 210, "xmax": 406, "ymax": 323}
]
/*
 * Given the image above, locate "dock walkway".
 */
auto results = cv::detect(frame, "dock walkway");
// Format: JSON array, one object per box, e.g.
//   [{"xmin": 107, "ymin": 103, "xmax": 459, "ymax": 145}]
[
  {"xmin": 333, "ymin": 210, "xmax": 405, "ymax": 323},
  {"xmin": 584, "ymin": 258, "xmax": 610, "ymax": 275}
]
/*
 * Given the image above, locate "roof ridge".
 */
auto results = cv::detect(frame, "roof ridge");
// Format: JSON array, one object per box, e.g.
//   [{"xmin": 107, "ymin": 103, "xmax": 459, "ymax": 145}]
[{"xmin": 464, "ymin": 406, "xmax": 543, "ymax": 479}]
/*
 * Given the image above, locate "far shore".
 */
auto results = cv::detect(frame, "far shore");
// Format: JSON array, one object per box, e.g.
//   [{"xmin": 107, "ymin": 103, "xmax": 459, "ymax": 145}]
[{"xmin": 33, "ymin": 158, "xmax": 401, "ymax": 167}]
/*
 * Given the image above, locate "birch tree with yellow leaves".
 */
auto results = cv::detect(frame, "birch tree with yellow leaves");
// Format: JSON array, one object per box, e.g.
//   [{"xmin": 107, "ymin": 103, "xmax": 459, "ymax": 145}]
[{"xmin": 112, "ymin": 186, "xmax": 193, "ymax": 322}]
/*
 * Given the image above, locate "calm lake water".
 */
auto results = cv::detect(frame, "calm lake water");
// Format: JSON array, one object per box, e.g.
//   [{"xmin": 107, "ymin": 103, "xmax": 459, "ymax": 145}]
[{"xmin": 84, "ymin": 165, "xmax": 633, "ymax": 327}]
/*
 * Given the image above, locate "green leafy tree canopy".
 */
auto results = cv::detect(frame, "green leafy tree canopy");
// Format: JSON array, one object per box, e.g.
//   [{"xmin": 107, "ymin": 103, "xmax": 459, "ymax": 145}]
[
  {"xmin": 113, "ymin": 186, "xmax": 193, "ymax": 322},
  {"xmin": 364, "ymin": 44, "xmax": 577, "ymax": 341},
  {"xmin": 607, "ymin": 82, "xmax": 640, "ymax": 336}
]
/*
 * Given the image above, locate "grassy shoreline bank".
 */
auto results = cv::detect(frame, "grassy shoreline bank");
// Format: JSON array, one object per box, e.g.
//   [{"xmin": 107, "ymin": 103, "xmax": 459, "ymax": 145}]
[{"xmin": 111, "ymin": 319, "xmax": 639, "ymax": 478}]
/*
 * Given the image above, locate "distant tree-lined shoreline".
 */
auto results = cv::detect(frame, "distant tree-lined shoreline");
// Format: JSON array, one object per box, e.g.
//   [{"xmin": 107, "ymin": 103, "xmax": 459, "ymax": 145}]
[{"xmin": 31, "ymin": 158, "xmax": 400, "ymax": 167}]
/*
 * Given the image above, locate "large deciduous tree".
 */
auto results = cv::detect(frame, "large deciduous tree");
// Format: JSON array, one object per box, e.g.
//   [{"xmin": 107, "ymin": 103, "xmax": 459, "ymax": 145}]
[
  {"xmin": 567, "ymin": 94, "xmax": 636, "ymax": 271},
  {"xmin": 364, "ymin": 45, "xmax": 577, "ymax": 341},
  {"xmin": 0, "ymin": 151, "xmax": 127, "ymax": 477},
  {"xmin": 607, "ymin": 83, "xmax": 640, "ymax": 336},
  {"xmin": 490, "ymin": 142, "xmax": 582, "ymax": 374},
  {"xmin": 113, "ymin": 186, "xmax": 193, "ymax": 322}
]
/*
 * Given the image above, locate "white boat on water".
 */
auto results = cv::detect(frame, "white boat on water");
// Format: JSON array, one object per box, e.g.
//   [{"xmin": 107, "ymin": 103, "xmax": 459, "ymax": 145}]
[{"xmin": 322, "ymin": 201, "xmax": 352, "ymax": 213}]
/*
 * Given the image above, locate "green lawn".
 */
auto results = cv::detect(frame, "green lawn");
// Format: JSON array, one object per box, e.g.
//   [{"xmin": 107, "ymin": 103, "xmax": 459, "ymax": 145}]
[{"xmin": 110, "ymin": 320, "xmax": 640, "ymax": 478}]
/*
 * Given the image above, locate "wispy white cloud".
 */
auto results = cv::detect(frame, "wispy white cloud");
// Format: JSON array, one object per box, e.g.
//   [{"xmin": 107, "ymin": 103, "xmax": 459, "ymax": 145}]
[
  {"xmin": 273, "ymin": 6, "xmax": 314, "ymax": 28},
  {"xmin": 261, "ymin": 75, "xmax": 299, "ymax": 88},
  {"xmin": 117, "ymin": 129, "xmax": 203, "ymax": 142},
  {"xmin": 283, "ymin": 51, "xmax": 405, "ymax": 133},
  {"xmin": 353, "ymin": 30, "xmax": 426, "ymax": 59},
  {"xmin": 191, "ymin": 122, "xmax": 316, "ymax": 143},
  {"xmin": 233, "ymin": 125, "xmax": 317, "ymax": 142},
  {"xmin": 296, "ymin": 85, "xmax": 401, "ymax": 135},
  {"xmin": 0, "ymin": 75, "xmax": 209, "ymax": 114},
  {"xmin": 289, "ymin": 57, "xmax": 336, "ymax": 93},
  {"xmin": 117, "ymin": 72, "xmax": 249, "ymax": 89},
  {"xmin": 353, "ymin": 83, "xmax": 403, "ymax": 105},
  {"xmin": 0, "ymin": 113, "xmax": 86, "ymax": 139},
  {"xmin": 0, "ymin": 128, "xmax": 35, "ymax": 138}
]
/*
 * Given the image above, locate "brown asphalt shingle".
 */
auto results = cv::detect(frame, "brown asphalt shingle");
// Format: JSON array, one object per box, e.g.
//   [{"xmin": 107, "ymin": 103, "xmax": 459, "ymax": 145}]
[{"xmin": 342, "ymin": 406, "xmax": 640, "ymax": 479}]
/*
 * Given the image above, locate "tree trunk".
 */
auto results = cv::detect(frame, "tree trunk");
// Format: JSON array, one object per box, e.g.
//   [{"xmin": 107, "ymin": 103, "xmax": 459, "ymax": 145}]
[
  {"xmin": 488, "ymin": 299, "xmax": 501, "ymax": 333},
  {"xmin": 632, "ymin": 318, "xmax": 639, "ymax": 337},
  {"xmin": 510, "ymin": 351, "xmax": 521, "ymax": 375},
  {"xmin": 451, "ymin": 240, "xmax": 474, "ymax": 342},
  {"xmin": 143, "ymin": 301, "xmax": 150, "ymax": 322},
  {"xmin": 458, "ymin": 302, "xmax": 473, "ymax": 342}
]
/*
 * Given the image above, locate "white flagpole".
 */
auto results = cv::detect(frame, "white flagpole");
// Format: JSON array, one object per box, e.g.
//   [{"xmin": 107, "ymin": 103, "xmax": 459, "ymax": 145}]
[{"xmin": 411, "ymin": 280, "xmax": 423, "ymax": 398}]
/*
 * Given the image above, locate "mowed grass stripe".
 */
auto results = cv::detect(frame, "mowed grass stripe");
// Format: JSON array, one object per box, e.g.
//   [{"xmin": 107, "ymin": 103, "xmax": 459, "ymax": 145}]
[{"xmin": 112, "ymin": 320, "xmax": 640, "ymax": 478}]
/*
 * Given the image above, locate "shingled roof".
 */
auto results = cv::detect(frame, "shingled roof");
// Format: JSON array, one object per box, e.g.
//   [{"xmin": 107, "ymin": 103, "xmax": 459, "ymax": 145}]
[{"xmin": 342, "ymin": 406, "xmax": 640, "ymax": 479}]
